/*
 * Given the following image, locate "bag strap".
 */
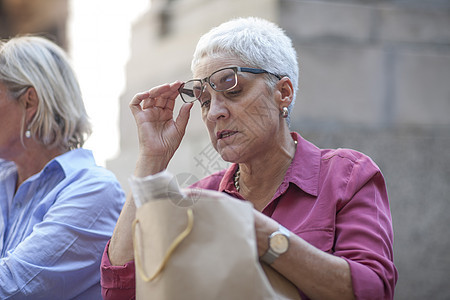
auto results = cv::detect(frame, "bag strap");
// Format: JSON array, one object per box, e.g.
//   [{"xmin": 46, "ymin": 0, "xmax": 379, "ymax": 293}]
[{"xmin": 132, "ymin": 208, "xmax": 194, "ymax": 282}]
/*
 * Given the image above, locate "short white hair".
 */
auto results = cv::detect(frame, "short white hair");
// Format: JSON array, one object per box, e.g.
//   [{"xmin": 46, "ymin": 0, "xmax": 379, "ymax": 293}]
[
  {"xmin": 0, "ymin": 35, "xmax": 91, "ymax": 149},
  {"xmin": 191, "ymin": 17, "xmax": 299, "ymax": 125}
]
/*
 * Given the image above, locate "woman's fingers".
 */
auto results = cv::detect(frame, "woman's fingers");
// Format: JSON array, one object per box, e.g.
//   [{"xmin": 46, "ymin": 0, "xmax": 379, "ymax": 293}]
[
  {"xmin": 147, "ymin": 81, "xmax": 182, "ymax": 109},
  {"xmin": 129, "ymin": 91, "xmax": 150, "ymax": 111},
  {"xmin": 175, "ymin": 102, "xmax": 193, "ymax": 133},
  {"xmin": 130, "ymin": 81, "xmax": 182, "ymax": 111}
]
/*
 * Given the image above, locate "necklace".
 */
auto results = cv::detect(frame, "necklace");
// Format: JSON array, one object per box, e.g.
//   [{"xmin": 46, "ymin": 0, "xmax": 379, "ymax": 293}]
[
  {"xmin": 233, "ymin": 139, "xmax": 297, "ymax": 193},
  {"xmin": 234, "ymin": 167, "xmax": 240, "ymax": 192}
]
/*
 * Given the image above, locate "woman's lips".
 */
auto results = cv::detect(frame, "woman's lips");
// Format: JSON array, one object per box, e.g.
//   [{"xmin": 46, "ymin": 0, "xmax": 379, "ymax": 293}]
[{"xmin": 217, "ymin": 130, "xmax": 237, "ymax": 140}]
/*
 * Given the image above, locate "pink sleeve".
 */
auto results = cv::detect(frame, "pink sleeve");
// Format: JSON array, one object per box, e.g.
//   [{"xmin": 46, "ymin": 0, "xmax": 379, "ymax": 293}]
[
  {"xmin": 100, "ymin": 241, "xmax": 136, "ymax": 300},
  {"xmin": 335, "ymin": 155, "xmax": 398, "ymax": 299}
]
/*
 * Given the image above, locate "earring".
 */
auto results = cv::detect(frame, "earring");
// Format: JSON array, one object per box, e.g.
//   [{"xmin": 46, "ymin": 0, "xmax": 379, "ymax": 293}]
[
  {"xmin": 281, "ymin": 107, "xmax": 289, "ymax": 119},
  {"xmin": 25, "ymin": 129, "xmax": 31, "ymax": 138}
]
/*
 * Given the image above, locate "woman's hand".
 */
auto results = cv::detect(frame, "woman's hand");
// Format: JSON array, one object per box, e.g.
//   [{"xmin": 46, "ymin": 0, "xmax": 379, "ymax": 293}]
[{"xmin": 129, "ymin": 81, "xmax": 193, "ymax": 177}]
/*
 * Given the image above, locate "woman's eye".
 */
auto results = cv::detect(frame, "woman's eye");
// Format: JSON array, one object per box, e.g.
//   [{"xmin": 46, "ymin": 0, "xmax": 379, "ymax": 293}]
[
  {"xmin": 225, "ymin": 89, "xmax": 242, "ymax": 97},
  {"xmin": 201, "ymin": 100, "xmax": 211, "ymax": 108}
]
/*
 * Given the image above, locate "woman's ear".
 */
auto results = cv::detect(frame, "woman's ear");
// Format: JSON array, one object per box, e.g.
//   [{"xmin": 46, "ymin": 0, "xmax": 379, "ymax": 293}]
[
  {"xmin": 275, "ymin": 77, "xmax": 294, "ymax": 110},
  {"xmin": 20, "ymin": 87, "xmax": 39, "ymax": 122}
]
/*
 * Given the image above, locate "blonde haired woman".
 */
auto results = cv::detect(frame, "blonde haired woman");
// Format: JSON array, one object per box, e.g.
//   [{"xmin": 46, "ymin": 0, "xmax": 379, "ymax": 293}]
[{"xmin": 0, "ymin": 36, "xmax": 125, "ymax": 299}]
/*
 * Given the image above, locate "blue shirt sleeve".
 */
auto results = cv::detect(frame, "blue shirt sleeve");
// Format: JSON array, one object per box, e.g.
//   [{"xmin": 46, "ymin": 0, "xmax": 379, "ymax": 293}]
[{"xmin": 0, "ymin": 152, "xmax": 125, "ymax": 299}]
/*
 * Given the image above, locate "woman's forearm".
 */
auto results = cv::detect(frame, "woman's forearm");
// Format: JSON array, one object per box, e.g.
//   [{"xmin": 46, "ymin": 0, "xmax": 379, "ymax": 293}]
[
  {"xmin": 108, "ymin": 154, "xmax": 170, "ymax": 266},
  {"xmin": 109, "ymin": 85, "xmax": 192, "ymax": 266},
  {"xmin": 254, "ymin": 211, "xmax": 354, "ymax": 300},
  {"xmin": 273, "ymin": 235, "xmax": 355, "ymax": 300},
  {"xmin": 108, "ymin": 195, "xmax": 136, "ymax": 266}
]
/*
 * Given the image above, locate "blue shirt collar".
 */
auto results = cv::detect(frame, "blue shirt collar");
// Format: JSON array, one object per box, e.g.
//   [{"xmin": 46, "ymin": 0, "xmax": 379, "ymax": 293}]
[{"xmin": 50, "ymin": 148, "xmax": 96, "ymax": 177}]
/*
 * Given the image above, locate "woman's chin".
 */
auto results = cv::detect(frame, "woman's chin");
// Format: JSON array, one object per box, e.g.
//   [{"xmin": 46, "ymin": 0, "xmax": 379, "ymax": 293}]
[{"xmin": 217, "ymin": 146, "xmax": 243, "ymax": 164}]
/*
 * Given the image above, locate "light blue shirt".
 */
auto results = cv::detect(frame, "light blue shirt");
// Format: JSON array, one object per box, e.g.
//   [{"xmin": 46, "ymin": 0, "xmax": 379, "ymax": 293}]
[{"xmin": 0, "ymin": 149, "xmax": 125, "ymax": 299}]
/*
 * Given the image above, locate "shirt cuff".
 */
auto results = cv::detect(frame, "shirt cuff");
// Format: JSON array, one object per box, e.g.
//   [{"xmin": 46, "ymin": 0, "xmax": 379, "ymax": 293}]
[
  {"xmin": 128, "ymin": 170, "xmax": 185, "ymax": 207},
  {"xmin": 343, "ymin": 257, "xmax": 388, "ymax": 299},
  {"xmin": 100, "ymin": 240, "xmax": 136, "ymax": 289}
]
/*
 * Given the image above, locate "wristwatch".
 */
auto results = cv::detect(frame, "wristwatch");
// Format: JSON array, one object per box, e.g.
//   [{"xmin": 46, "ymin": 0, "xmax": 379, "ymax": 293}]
[{"xmin": 260, "ymin": 224, "xmax": 290, "ymax": 265}]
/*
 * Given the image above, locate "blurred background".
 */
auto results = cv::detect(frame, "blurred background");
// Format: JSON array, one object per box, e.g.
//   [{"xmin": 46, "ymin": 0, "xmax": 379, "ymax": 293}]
[{"xmin": 1, "ymin": 0, "xmax": 449, "ymax": 298}]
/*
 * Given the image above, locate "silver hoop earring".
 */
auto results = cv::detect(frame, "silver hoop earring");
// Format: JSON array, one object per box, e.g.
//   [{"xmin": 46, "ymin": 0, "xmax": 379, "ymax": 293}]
[
  {"xmin": 281, "ymin": 107, "xmax": 289, "ymax": 119},
  {"xmin": 25, "ymin": 129, "xmax": 31, "ymax": 138}
]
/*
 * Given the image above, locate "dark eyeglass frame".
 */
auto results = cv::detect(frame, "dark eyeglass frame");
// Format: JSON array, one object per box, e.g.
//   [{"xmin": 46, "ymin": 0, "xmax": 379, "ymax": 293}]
[{"xmin": 178, "ymin": 66, "xmax": 283, "ymax": 103}]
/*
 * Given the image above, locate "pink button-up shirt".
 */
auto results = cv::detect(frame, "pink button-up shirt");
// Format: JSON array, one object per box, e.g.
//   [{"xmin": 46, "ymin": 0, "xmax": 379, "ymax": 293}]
[{"xmin": 101, "ymin": 132, "xmax": 398, "ymax": 299}]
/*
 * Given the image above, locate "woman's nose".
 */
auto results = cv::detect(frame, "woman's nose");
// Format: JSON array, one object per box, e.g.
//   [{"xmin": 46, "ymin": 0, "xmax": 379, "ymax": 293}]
[{"xmin": 206, "ymin": 90, "xmax": 228, "ymax": 122}]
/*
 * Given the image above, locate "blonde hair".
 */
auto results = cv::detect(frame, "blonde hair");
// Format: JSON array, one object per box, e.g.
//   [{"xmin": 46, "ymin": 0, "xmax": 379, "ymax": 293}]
[{"xmin": 0, "ymin": 35, "xmax": 91, "ymax": 150}]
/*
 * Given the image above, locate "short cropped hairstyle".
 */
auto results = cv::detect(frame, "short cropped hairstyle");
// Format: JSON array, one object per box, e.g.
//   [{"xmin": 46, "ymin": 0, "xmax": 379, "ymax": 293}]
[
  {"xmin": 191, "ymin": 17, "xmax": 299, "ymax": 125},
  {"xmin": 0, "ymin": 35, "xmax": 91, "ymax": 150}
]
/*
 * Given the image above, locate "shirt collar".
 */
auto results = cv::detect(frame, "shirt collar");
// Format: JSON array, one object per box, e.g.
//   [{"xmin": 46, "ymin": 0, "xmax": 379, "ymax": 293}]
[
  {"xmin": 1, "ymin": 149, "xmax": 95, "ymax": 182},
  {"xmin": 50, "ymin": 148, "xmax": 96, "ymax": 177},
  {"xmin": 219, "ymin": 163, "xmax": 240, "ymax": 195},
  {"xmin": 285, "ymin": 132, "xmax": 320, "ymax": 196},
  {"xmin": 217, "ymin": 132, "xmax": 320, "ymax": 197},
  {"xmin": 0, "ymin": 149, "xmax": 96, "ymax": 208}
]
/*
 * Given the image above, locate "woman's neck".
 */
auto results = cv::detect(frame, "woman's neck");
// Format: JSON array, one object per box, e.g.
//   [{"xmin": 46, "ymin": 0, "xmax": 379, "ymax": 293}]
[
  {"xmin": 14, "ymin": 143, "xmax": 67, "ymax": 191},
  {"xmin": 237, "ymin": 132, "xmax": 297, "ymax": 211}
]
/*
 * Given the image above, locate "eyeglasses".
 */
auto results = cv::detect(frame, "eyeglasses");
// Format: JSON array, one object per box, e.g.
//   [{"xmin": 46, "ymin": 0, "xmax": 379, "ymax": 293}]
[{"xmin": 178, "ymin": 66, "xmax": 283, "ymax": 104}]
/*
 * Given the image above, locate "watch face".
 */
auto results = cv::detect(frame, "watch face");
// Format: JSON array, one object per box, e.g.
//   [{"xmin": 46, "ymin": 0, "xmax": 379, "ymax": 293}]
[{"xmin": 270, "ymin": 233, "xmax": 289, "ymax": 254}]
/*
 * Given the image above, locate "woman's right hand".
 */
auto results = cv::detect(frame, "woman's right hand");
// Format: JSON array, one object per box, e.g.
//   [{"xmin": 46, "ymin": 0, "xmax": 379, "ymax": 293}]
[{"xmin": 129, "ymin": 81, "xmax": 193, "ymax": 177}]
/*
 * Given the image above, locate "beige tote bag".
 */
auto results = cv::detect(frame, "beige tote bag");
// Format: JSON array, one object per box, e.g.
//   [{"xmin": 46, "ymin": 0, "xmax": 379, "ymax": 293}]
[{"xmin": 132, "ymin": 175, "xmax": 301, "ymax": 300}]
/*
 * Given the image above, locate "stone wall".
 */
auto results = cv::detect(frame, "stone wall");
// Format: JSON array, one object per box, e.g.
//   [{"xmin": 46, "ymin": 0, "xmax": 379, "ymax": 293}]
[
  {"xmin": 280, "ymin": 1, "xmax": 450, "ymax": 299},
  {"xmin": 108, "ymin": 0, "xmax": 450, "ymax": 298}
]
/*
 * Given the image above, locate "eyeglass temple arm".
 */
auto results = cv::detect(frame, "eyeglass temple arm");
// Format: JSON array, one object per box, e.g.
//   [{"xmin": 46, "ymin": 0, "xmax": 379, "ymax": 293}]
[{"xmin": 239, "ymin": 67, "xmax": 283, "ymax": 80}]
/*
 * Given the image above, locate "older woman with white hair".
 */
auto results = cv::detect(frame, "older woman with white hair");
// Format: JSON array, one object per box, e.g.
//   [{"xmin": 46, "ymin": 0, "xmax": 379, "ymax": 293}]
[
  {"xmin": 102, "ymin": 17, "xmax": 397, "ymax": 299},
  {"xmin": 0, "ymin": 36, "xmax": 125, "ymax": 299}
]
